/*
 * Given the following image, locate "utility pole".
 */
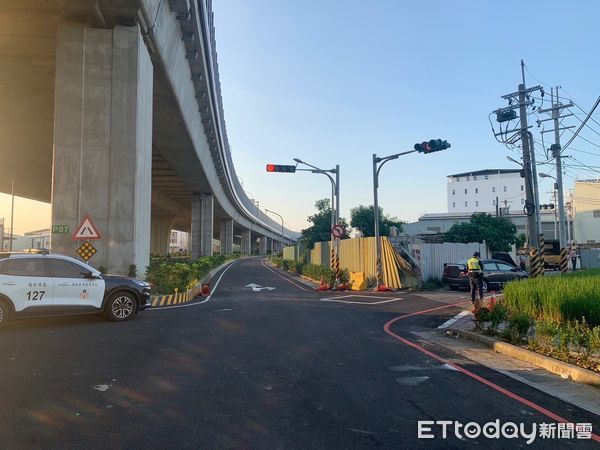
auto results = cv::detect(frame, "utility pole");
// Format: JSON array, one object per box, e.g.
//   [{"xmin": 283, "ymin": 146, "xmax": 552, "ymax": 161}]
[
  {"xmin": 493, "ymin": 61, "xmax": 543, "ymax": 248},
  {"xmin": 538, "ymin": 86, "xmax": 573, "ymax": 250}
]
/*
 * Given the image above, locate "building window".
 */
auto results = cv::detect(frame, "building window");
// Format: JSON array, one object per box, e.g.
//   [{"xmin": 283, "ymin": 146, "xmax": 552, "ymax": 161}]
[
  {"xmin": 455, "ymin": 177, "xmax": 460, "ymax": 182},
  {"xmin": 493, "ymin": 199, "xmax": 496, "ymax": 206},
  {"xmin": 475, "ymin": 201, "xmax": 479, "ymax": 207},
  {"xmin": 484, "ymin": 175, "xmax": 489, "ymax": 180},
  {"xmin": 427, "ymin": 227, "xmax": 441, "ymax": 232},
  {"xmin": 503, "ymin": 186, "xmax": 507, "ymax": 192},
  {"xmin": 464, "ymin": 189, "xmax": 467, "ymax": 194},
  {"xmin": 521, "ymin": 185, "xmax": 524, "ymax": 191},
  {"xmin": 492, "ymin": 187, "xmax": 496, "ymax": 193},
  {"xmin": 473, "ymin": 176, "xmax": 478, "ymax": 181},
  {"xmin": 594, "ymin": 210, "xmax": 600, "ymax": 218},
  {"xmin": 465, "ymin": 201, "xmax": 468, "ymax": 207},
  {"xmin": 452, "ymin": 189, "xmax": 455, "ymax": 195},
  {"xmin": 521, "ymin": 199, "xmax": 525, "ymax": 204},
  {"xmin": 475, "ymin": 188, "xmax": 478, "ymax": 194},
  {"xmin": 452, "ymin": 202, "xmax": 456, "ymax": 208},
  {"xmin": 467, "ymin": 176, "xmax": 470, "ymax": 181}
]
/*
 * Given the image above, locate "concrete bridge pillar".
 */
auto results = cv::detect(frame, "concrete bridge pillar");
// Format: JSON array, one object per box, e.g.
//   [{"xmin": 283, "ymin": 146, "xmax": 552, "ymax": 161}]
[
  {"xmin": 220, "ymin": 219, "xmax": 233, "ymax": 255},
  {"xmin": 191, "ymin": 193, "xmax": 213, "ymax": 258},
  {"xmin": 151, "ymin": 215, "xmax": 175, "ymax": 255},
  {"xmin": 241, "ymin": 229, "xmax": 252, "ymax": 255},
  {"xmin": 51, "ymin": 25, "xmax": 153, "ymax": 275},
  {"xmin": 259, "ymin": 236, "xmax": 268, "ymax": 255}
]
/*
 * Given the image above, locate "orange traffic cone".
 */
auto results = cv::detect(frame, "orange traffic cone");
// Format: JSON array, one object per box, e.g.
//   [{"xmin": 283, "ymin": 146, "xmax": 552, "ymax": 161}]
[
  {"xmin": 489, "ymin": 290, "xmax": 496, "ymax": 309},
  {"xmin": 201, "ymin": 284, "xmax": 211, "ymax": 296},
  {"xmin": 316, "ymin": 276, "xmax": 330, "ymax": 291},
  {"xmin": 377, "ymin": 284, "xmax": 393, "ymax": 292}
]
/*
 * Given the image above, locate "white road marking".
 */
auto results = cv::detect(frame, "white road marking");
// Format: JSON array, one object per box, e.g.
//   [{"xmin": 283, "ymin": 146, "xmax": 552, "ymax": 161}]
[
  {"xmin": 437, "ymin": 310, "xmax": 471, "ymax": 329},
  {"xmin": 395, "ymin": 376, "xmax": 430, "ymax": 386},
  {"xmin": 93, "ymin": 384, "xmax": 110, "ymax": 392},
  {"xmin": 245, "ymin": 283, "xmax": 275, "ymax": 292},
  {"xmin": 320, "ymin": 296, "xmax": 403, "ymax": 305},
  {"xmin": 147, "ymin": 260, "xmax": 238, "ymax": 311}
]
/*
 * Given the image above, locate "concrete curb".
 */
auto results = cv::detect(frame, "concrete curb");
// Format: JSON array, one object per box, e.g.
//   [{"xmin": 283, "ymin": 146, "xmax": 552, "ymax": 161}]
[
  {"xmin": 200, "ymin": 257, "xmax": 241, "ymax": 285},
  {"xmin": 447, "ymin": 326, "xmax": 600, "ymax": 388}
]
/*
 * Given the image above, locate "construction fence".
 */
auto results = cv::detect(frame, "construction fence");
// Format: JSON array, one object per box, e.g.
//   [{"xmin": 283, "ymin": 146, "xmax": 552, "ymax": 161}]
[{"xmin": 284, "ymin": 238, "xmax": 490, "ymax": 285}]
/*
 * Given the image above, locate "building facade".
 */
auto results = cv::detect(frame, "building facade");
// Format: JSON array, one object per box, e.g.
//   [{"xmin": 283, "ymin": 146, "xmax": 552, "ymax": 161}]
[
  {"xmin": 447, "ymin": 169, "xmax": 526, "ymax": 214},
  {"xmin": 572, "ymin": 180, "xmax": 600, "ymax": 244}
]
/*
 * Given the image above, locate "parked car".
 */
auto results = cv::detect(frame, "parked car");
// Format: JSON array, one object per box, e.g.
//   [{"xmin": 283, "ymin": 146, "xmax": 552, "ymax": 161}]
[
  {"xmin": 0, "ymin": 252, "xmax": 151, "ymax": 328},
  {"xmin": 442, "ymin": 258, "xmax": 529, "ymax": 292}
]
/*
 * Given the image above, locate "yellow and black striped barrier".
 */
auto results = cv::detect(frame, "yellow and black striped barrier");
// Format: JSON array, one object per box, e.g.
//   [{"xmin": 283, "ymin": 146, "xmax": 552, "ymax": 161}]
[
  {"xmin": 538, "ymin": 233, "xmax": 545, "ymax": 271},
  {"xmin": 330, "ymin": 246, "xmax": 336, "ymax": 270},
  {"xmin": 150, "ymin": 283, "xmax": 204, "ymax": 308},
  {"xmin": 560, "ymin": 248, "xmax": 569, "ymax": 273},
  {"xmin": 529, "ymin": 248, "xmax": 544, "ymax": 277}
]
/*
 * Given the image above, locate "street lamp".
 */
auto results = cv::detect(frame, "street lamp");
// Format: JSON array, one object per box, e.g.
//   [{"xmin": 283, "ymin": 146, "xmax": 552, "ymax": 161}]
[
  {"xmin": 293, "ymin": 158, "xmax": 340, "ymax": 272},
  {"xmin": 265, "ymin": 208, "xmax": 284, "ymax": 253}
]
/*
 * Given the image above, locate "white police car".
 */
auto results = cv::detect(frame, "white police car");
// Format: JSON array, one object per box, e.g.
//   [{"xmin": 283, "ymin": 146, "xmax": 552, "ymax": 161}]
[{"xmin": 0, "ymin": 252, "xmax": 151, "ymax": 327}]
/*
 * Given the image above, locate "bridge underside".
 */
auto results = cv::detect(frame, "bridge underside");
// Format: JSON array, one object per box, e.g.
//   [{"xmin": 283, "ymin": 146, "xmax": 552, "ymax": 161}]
[{"xmin": 0, "ymin": 2, "xmax": 283, "ymax": 272}]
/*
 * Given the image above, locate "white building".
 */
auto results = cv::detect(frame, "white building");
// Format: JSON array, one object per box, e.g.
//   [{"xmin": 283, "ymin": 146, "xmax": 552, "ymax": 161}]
[
  {"xmin": 169, "ymin": 230, "xmax": 189, "ymax": 253},
  {"xmin": 572, "ymin": 180, "xmax": 600, "ymax": 244},
  {"xmin": 447, "ymin": 169, "xmax": 526, "ymax": 214}
]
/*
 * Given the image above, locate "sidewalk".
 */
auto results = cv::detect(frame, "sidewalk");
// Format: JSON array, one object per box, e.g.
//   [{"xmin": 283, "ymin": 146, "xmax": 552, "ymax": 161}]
[{"xmin": 438, "ymin": 309, "xmax": 600, "ymax": 389}]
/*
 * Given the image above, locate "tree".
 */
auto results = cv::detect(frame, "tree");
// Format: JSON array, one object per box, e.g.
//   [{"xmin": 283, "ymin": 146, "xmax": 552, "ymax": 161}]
[
  {"xmin": 350, "ymin": 205, "xmax": 403, "ymax": 237},
  {"xmin": 299, "ymin": 199, "xmax": 349, "ymax": 250},
  {"xmin": 444, "ymin": 212, "xmax": 518, "ymax": 252}
]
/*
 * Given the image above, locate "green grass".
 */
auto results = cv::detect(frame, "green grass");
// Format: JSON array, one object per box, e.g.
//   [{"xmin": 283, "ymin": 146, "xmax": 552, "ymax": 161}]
[{"xmin": 503, "ymin": 270, "xmax": 600, "ymax": 327}]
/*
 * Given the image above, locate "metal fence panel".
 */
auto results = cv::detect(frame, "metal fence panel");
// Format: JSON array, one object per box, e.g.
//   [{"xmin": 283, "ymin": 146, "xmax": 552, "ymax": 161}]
[{"xmin": 414, "ymin": 242, "xmax": 488, "ymax": 281}]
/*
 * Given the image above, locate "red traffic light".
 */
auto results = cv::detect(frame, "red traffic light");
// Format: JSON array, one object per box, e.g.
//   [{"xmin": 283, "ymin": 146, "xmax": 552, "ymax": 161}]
[
  {"xmin": 266, "ymin": 164, "xmax": 296, "ymax": 173},
  {"xmin": 414, "ymin": 139, "xmax": 451, "ymax": 154}
]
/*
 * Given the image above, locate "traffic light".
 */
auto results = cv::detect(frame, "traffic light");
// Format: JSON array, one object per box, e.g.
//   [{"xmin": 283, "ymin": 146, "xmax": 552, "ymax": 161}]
[
  {"xmin": 540, "ymin": 204, "xmax": 555, "ymax": 210},
  {"xmin": 414, "ymin": 139, "xmax": 451, "ymax": 154},
  {"xmin": 266, "ymin": 164, "xmax": 296, "ymax": 173}
]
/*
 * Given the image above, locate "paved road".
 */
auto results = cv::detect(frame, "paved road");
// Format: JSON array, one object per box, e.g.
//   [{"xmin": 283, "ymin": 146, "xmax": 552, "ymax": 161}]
[{"xmin": 0, "ymin": 257, "xmax": 598, "ymax": 449}]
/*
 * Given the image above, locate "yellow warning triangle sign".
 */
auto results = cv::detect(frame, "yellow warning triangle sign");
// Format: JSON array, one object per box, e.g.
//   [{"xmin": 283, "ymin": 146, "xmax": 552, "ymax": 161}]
[{"xmin": 72, "ymin": 214, "xmax": 102, "ymax": 240}]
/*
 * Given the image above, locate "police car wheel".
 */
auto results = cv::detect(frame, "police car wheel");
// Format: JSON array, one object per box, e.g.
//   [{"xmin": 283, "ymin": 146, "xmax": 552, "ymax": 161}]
[
  {"xmin": 0, "ymin": 299, "xmax": 11, "ymax": 328},
  {"xmin": 106, "ymin": 292, "xmax": 137, "ymax": 322}
]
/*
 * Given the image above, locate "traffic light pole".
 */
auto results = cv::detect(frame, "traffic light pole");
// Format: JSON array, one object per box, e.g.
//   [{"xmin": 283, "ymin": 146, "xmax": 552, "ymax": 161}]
[
  {"xmin": 294, "ymin": 161, "xmax": 340, "ymax": 273},
  {"xmin": 372, "ymin": 150, "xmax": 417, "ymax": 285}
]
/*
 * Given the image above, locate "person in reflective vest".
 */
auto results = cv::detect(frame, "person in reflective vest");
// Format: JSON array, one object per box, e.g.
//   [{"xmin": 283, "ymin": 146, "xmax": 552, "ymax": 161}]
[{"xmin": 467, "ymin": 251, "xmax": 484, "ymax": 309}]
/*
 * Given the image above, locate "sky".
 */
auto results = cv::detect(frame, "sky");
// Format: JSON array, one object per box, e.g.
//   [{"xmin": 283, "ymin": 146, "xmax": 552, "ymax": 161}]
[
  {"xmin": 212, "ymin": 0, "xmax": 600, "ymax": 232},
  {"xmin": 2, "ymin": 1, "xmax": 599, "ymax": 236}
]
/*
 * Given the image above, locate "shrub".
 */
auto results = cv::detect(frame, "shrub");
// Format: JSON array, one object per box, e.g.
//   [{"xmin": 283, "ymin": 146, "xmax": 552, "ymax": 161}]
[
  {"xmin": 488, "ymin": 303, "xmax": 508, "ymax": 333},
  {"xmin": 282, "ymin": 259, "xmax": 291, "ymax": 271},
  {"xmin": 338, "ymin": 268, "xmax": 350, "ymax": 284},
  {"xmin": 293, "ymin": 261, "xmax": 304, "ymax": 275},
  {"xmin": 365, "ymin": 276, "xmax": 377, "ymax": 289},
  {"xmin": 145, "ymin": 254, "xmax": 237, "ymax": 294},
  {"xmin": 128, "ymin": 264, "xmax": 137, "ymax": 278},
  {"xmin": 506, "ymin": 312, "xmax": 533, "ymax": 343}
]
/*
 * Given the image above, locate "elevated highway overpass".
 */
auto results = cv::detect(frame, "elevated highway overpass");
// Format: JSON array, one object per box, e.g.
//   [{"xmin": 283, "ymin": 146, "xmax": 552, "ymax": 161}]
[{"xmin": 0, "ymin": 0, "xmax": 298, "ymax": 274}]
